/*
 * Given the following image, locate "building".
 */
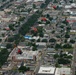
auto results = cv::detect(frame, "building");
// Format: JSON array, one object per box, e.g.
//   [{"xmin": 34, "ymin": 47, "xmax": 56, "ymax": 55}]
[
  {"xmin": 8, "ymin": 48, "xmax": 39, "ymax": 62},
  {"xmin": 36, "ymin": 66, "xmax": 56, "ymax": 75},
  {"xmin": 55, "ymin": 68, "xmax": 71, "ymax": 75}
]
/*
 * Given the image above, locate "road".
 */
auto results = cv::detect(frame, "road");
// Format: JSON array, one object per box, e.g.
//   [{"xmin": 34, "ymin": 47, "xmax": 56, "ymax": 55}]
[
  {"xmin": 71, "ymin": 43, "xmax": 76, "ymax": 75},
  {"xmin": 34, "ymin": 49, "xmax": 46, "ymax": 74}
]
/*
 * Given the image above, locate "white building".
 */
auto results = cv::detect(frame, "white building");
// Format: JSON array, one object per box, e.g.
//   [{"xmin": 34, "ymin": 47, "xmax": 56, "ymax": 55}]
[
  {"xmin": 37, "ymin": 66, "xmax": 56, "ymax": 75},
  {"xmin": 8, "ymin": 48, "xmax": 39, "ymax": 62},
  {"xmin": 55, "ymin": 68, "xmax": 71, "ymax": 75}
]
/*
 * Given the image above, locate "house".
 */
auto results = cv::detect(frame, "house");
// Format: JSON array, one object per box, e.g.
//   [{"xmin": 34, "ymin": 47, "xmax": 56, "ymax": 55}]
[
  {"xmin": 67, "ymin": 16, "xmax": 76, "ymax": 23},
  {"xmin": 2, "ymin": 62, "xmax": 14, "ymax": 70},
  {"xmin": 4, "ymin": 9, "xmax": 11, "ymax": 13},
  {"xmin": 0, "ymin": 11, "xmax": 5, "ymax": 16},
  {"xmin": 65, "ymin": 5, "xmax": 72, "ymax": 9},
  {"xmin": 36, "ymin": 42, "xmax": 46, "ymax": 46},
  {"xmin": 34, "ymin": 0, "xmax": 45, "ymax": 8}
]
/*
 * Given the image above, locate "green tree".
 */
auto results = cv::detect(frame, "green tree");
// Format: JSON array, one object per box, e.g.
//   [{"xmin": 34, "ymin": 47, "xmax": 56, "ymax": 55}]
[
  {"xmin": 6, "ymin": 43, "xmax": 12, "ymax": 49},
  {"xmin": 53, "ymin": 54, "xmax": 59, "ymax": 59},
  {"xmin": 0, "ymin": 48, "xmax": 9, "ymax": 67},
  {"xmin": 31, "ymin": 39, "xmax": 35, "ymax": 42},
  {"xmin": 69, "ymin": 0, "xmax": 73, "ymax": 3},
  {"xmin": 9, "ymin": 24, "xmax": 15, "ymax": 31},
  {"xmin": 49, "ymin": 38, "xmax": 56, "ymax": 42},
  {"xmin": 46, "ymin": 20, "xmax": 50, "ymax": 24},
  {"xmin": 53, "ymin": 0, "xmax": 58, "ymax": 3},
  {"xmin": 70, "ymin": 39, "xmax": 75, "ymax": 44},
  {"xmin": 42, "ymin": 39, "xmax": 47, "ymax": 42},
  {"xmin": 40, "ymin": 3, "xmax": 45, "ymax": 8},
  {"xmin": 63, "ymin": 44, "xmax": 72, "ymax": 49},
  {"xmin": 58, "ymin": 58, "xmax": 71, "ymax": 64},
  {"xmin": 65, "ymin": 34, "xmax": 70, "ymax": 38},
  {"xmin": 33, "ymin": 4, "xmax": 36, "ymax": 8},
  {"xmin": 51, "ymin": 30, "xmax": 55, "ymax": 34},
  {"xmin": 19, "ymin": 16, "xmax": 25, "ymax": 21},
  {"xmin": 18, "ymin": 66, "xmax": 30, "ymax": 73},
  {"xmin": 55, "ymin": 44, "xmax": 62, "ymax": 49},
  {"xmin": 60, "ymin": 25, "xmax": 64, "ymax": 28},
  {"xmin": 37, "ymin": 39, "xmax": 40, "ymax": 42},
  {"xmin": 46, "ymin": 14, "xmax": 50, "ymax": 18},
  {"xmin": 0, "ymin": 39, "xmax": 2, "ymax": 42},
  {"xmin": 32, "ymin": 46, "xmax": 37, "ymax": 51},
  {"xmin": 8, "ymin": 37, "xmax": 14, "ymax": 42},
  {"xmin": 39, "ymin": 33, "xmax": 44, "ymax": 37}
]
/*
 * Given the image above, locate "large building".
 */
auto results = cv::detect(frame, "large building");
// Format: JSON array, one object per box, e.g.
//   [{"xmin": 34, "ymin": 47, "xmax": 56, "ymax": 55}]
[
  {"xmin": 36, "ymin": 66, "xmax": 71, "ymax": 75},
  {"xmin": 36, "ymin": 66, "xmax": 56, "ymax": 75},
  {"xmin": 8, "ymin": 47, "xmax": 39, "ymax": 62}
]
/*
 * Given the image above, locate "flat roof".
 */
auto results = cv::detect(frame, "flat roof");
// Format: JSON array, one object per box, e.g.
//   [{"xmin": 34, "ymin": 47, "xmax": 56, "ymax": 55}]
[
  {"xmin": 38, "ymin": 66, "xmax": 55, "ymax": 74},
  {"xmin": 9, "ymin": 48, "xmax": 38, "ymax": 60},
  {"xmin": 34, "ymin": 0, "xmax": 45, "ymax": 2},
  {"xmin": 16, "ymin": 51, "xmax": 38, "ymax": 60},
  {"xmin": 55, "ymin": 68, "xmax": 71, "ymax": 75}
]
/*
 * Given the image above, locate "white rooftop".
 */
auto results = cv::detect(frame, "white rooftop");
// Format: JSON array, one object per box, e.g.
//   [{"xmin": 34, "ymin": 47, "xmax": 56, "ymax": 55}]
[
  {"xmin": 9, "ymin": 48, "xmax": 38, "ymax": 60},
  {"xmin": 34, "ymin": 0, "xmax": 45, "ymax": 2},
  {"xmin": 55, "ymin": 68, "xmax": 71, "ymax": 75},
  {"xmin": 26, "ymin": 0, "xmax": 32, "ymax": 3},
  {"xmin": 16, "ymin": 51, "xmax": 38, "ymax": 60},
  {"xmin": 38, "ymin": 66, "xmax": 55, "ymax": 74}
]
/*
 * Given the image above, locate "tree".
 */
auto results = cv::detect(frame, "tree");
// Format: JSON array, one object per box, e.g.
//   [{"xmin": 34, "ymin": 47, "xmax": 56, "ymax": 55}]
[
  {"xmin": 58, "ymin": 58, "xmax": 71, "ymax": 64},
  {"xmin": 62, "ymin": 20, "xmax": 68, "ymax": 25},
  {"xmin": 40, "ymin": 3, "xmax": 46, "ymax": 8},
  {"xmin": 69, "ymin": 0, "xmax": 73, "ymax": 3},
  {"xmin": 19, "ymin": 16, "xmax": 25, "ymax": 21},
  {"xmin": 42, "ymin": 39, "xmax": 47, "ymax": 42},
  {"xmin": 18, "ymin": 66, "xmax": 30, "ymax": 73},
  {"xmin": 56, "ymin": 35, "xmax": 60, "ymax": 38},
  {"xmin": 63, "ymin": 44, "xmax": 72, "ymax": 49},
  {"xmin": 39, "ymin": 33, "xmax": 44, "ymax": 37},
  {"xmin": 8, "ymin": 37, "xmax": 14, "ymax": 42},
  {"xmin": 37, "ymin": 39, "xmax": 40, "ymax": 42},
  {"xmin": 46, "ymin": 20, "xmax": 50, "ymax": 24},
  {"xmin": 53, "ymin": 0, "xmax": 58, "ymax": 3},
  {"xmin": 55, "ymin": 62, "xmax": 60, "ymax": 67},
  {"xmin": 0, "ymin": 48, "xmax": 9, "ymax": 68},
  {"xmin": 0, "ymin": 39, "xmax": 2, "ymax": 42},
  {"xmin": 65, "ymin": 34, "xmax": 70, "ymax": 38},
  {"xmin": 66, "ymin": 27, "xmax": 71, "ymax": 31},
  {"xmin": 51, "ymin": 30, "xmax": 55, "ymax": 34},
  {"xmin": 49, "ymin": 17, "xmax": 53, "ymax": 21},
  {"xmin": 32, "ymin": 45, "xmax": 37, "ymax": 51},
  {"xmin": 46, "ymin": 14, "xmax": 50, "ymax": 18},
  {"xmin": 33, "ymin": 4, "xmax": 36, "ymax": 8},
  {"xmin": 70, "ymin": 39, "xmax": 75, "ymax": 44},
  {"xmin": 38, "ymin": 21, "xmax": 42, "ymax": 24},
  {"xmin": 9, "ymin": 24, "xmax": 15, "ymax": 31},
  {"xmin": 53, "ymin": 54, "xmax": 59, "ymax": 59},
  {"xmin": 31, "ymin": 39, "xmax": 35, "ymax": 42},
  {"xmin": 64, "ymin": 39, "xmax": 67, "ymax": 43},
  {"xmin": 55, "ymin": 44, "xmax": 62, "ymax": 49},
  {"xmin": 60, "ymin": 25, "xmax": 64, "ymax": 28},
  {"xmin": 6, "ymin": 43, "xmax": 12, "ymax": 49},
  {"xmin": 19, "ymin": 10, "xmax": 42, "ymax": 35},
  {"xmin": 49, "ymin": 38, "xmax": 56, "ymax": 42}
]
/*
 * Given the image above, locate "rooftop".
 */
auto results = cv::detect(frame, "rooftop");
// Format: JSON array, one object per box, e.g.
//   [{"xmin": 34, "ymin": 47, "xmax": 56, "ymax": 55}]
[{"xmin": 38, "ymin": 66, "xmax": 55, "ymax": 74}]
